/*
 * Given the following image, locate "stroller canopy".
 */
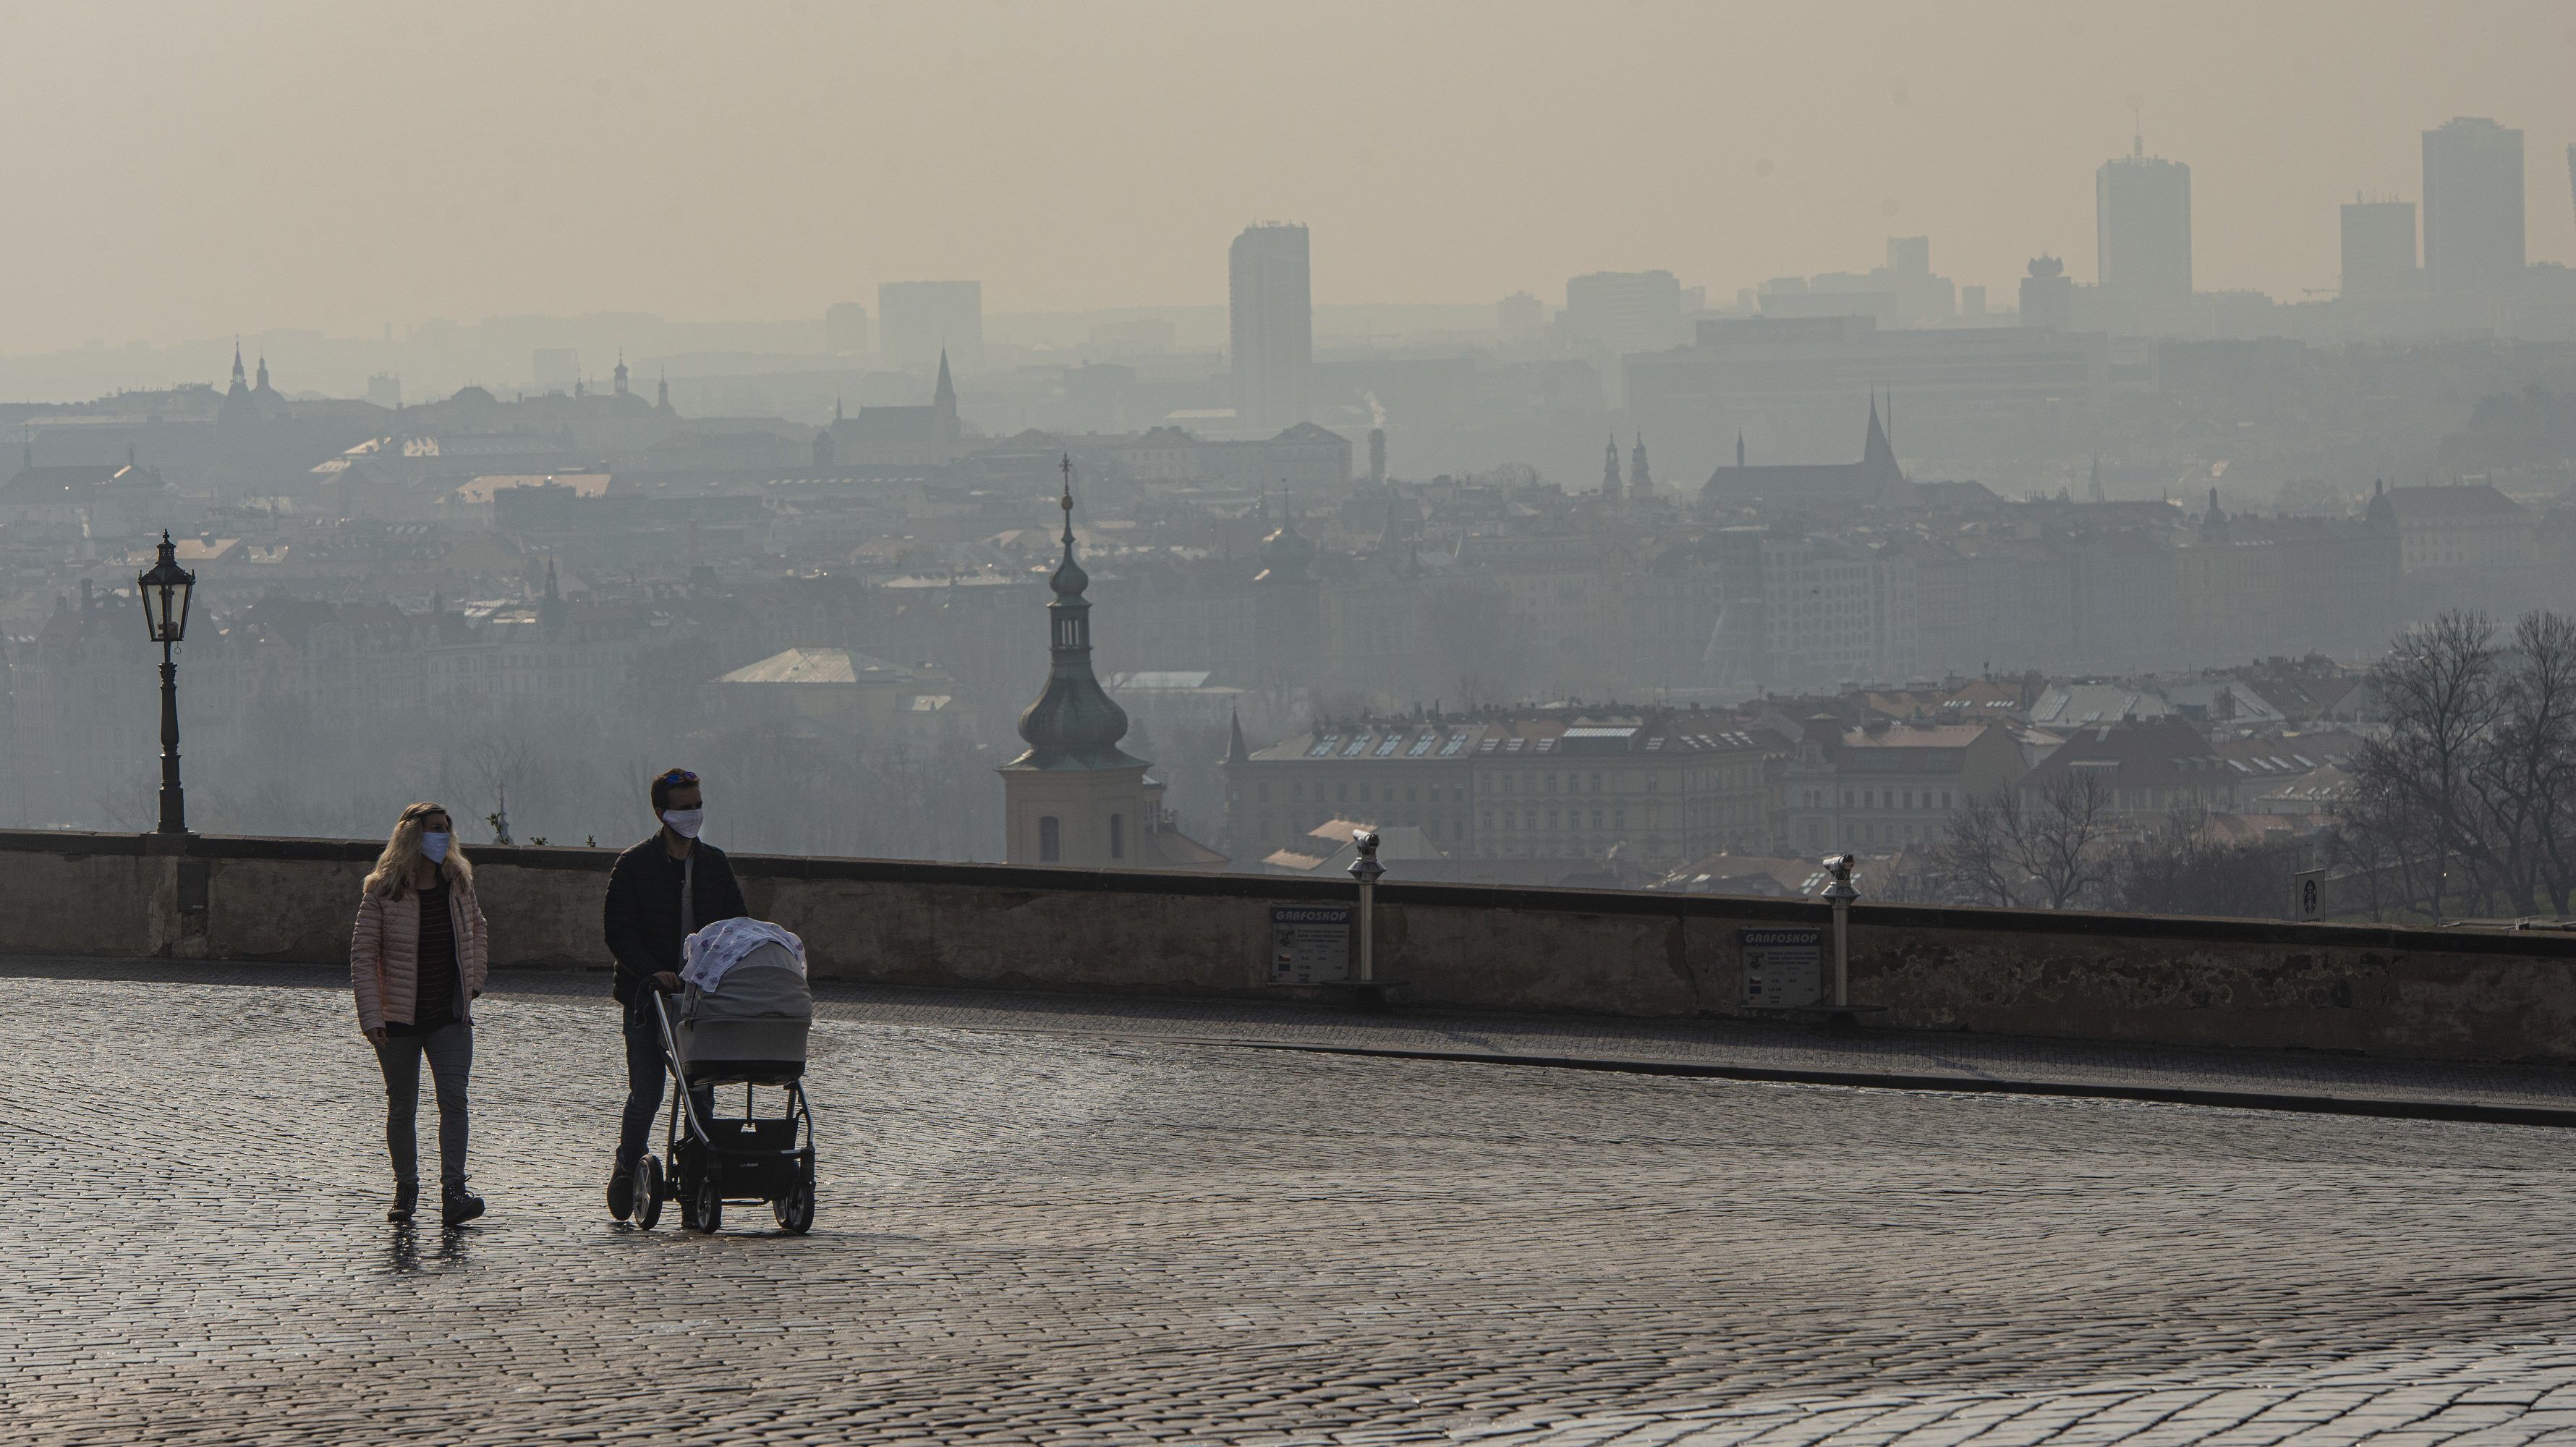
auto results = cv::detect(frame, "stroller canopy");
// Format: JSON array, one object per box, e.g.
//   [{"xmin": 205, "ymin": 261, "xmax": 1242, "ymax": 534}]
[
  {"xmin": 682, "ymin": 918, "xmax": 807, "ymax": 992},
  {"xmin": 692, "ymin": 939, "xmax": 810, "ymax": 1027}
]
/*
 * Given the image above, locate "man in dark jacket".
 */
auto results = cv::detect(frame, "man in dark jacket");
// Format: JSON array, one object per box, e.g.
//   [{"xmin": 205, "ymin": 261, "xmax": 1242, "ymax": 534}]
[{"xmin": 603, "ymin": 767, "xmax": 748, "ymax": 1221}]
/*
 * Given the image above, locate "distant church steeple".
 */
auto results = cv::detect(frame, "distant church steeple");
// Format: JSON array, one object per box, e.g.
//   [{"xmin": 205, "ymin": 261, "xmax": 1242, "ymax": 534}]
[
  {"xmin": 657, "ymin": 368, "xmax": 671, "ymax": 412},
  {"xmin": 2088, "ymin": 454, "xmax": 2105, "ymax": 504},
  {"xmin": 933, "ymin": 348, "xmax": 957, "ymax": 417},
  {"xmin": 997, "ymin": 456, "xmax": 1225, "ymax": 870},
  {"xmin": 2200, "ymin": 486, "xmax": 2231, "ymax": 542},
  {"xmin": 228, "ymin": 340, "xmax": 247, "ymax": 394},
  {"xmin": 1602, "ymin": 434, "xmax": 1623, "ymax": 501},
  {"xmin": 1628, "ymin": 435, "xmax": 1653, "ymax": 499},
  {"xmin": 1735, "ymin": 431, "xmax": 1746, "ymax": 469},
  {"xmin": 1008, "ymin": 456, "xmax": 1139, "ymax": 771},
  {"xmin": 539, "ymin": 553, "xmax": 567, "ymax": 635},
  {"xmin": 255, "ymin": 355, "xmax": 271, "ymax": 393},
  {"xmin": 613, "ymin": 349, "xmax": 630, "ymax": 397},
  {"xmin": 1861, "ymin": 396, "xmax": 1900, "ymax": 483}
]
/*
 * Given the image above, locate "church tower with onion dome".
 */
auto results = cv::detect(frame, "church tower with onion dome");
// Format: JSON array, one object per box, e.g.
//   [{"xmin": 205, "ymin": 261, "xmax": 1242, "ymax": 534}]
[{"xmin": 998, "ymin": 457, "xmax": 1226, "ymax": 870}]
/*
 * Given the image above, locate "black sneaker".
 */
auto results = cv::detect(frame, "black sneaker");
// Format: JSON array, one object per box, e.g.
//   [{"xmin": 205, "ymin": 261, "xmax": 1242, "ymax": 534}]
[
  {"xmin": 441, "ymin": 1183, "xmax": 486, "ymax": 1229},
  {"xmin": 388, "ymin": 1181, "xmax": 419, "ymax": 1223},
  {"xmin": 608, "ymin": 1163, "xmax": 636, "ymax": 1221}
]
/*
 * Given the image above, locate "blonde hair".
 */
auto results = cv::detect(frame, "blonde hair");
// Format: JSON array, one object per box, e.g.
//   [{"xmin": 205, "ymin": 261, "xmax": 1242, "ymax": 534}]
[{"xmin": 365, "ymin": 801, "xmax": 473, "ymax": 901}]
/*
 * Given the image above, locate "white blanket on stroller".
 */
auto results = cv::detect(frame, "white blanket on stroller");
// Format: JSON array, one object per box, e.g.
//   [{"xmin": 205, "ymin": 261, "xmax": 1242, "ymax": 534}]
[{"xmin": 681, "ymin": 918, "xmax": 808, "ymax": 992}]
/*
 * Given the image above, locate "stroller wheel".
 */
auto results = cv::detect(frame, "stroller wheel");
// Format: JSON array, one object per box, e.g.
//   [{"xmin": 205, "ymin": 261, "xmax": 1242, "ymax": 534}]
[
  {"xmin": 773, "ymin": 1161, "xmax": 815, "ymax": 1235},
  {"xmin": 633, "ymin": 1156, "xmax": 664, "ymax": 1231},
  {"xmin": 690, "ymin": 1171, "xmax": 722, "ymax": 1234}
]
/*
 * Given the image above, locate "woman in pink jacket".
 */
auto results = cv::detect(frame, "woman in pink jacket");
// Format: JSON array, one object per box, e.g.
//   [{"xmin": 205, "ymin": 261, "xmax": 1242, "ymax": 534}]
[{"xmin": 350, "ymin": 802, "xmax": 491, "ymax": 1228}]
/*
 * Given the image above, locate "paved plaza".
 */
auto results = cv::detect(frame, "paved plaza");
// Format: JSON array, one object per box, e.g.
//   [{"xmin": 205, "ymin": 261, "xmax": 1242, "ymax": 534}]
[{"xmin": 7, "ymin": 961, "xmax": 2576, "ymax": 1446}]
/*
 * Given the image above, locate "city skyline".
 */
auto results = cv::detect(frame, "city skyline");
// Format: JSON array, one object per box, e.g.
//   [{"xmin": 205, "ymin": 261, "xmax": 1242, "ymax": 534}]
[{"xmin": 1, "ymin": 0, "xmax": 2573, "ymax": 353}]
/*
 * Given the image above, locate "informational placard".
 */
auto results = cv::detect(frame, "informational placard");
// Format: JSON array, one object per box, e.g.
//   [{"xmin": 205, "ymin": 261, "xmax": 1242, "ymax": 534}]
[
  {"xmin": 2292, "ymin": 868, "xmax": 2327, "ymax": 922},
  {"xmin": 1270, "ymin": 904, "xmax": 1353, "ymax": 984},
  {"xmin": 1740, "ymin": 927, "xmax": 1822, "ymax": 1009}
]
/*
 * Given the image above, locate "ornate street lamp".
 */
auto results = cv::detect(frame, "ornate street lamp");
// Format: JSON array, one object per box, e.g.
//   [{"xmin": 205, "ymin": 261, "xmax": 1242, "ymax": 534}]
[{"xmin": 135, "ymin": 531, "xmax": 195, "ymax": 834}]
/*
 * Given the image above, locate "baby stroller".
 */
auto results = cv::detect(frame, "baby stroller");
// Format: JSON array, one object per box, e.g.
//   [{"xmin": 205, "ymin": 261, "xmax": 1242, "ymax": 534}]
[{"xmin": 632, "ymin": 922, "xmax": 817, "ymax": 1234}]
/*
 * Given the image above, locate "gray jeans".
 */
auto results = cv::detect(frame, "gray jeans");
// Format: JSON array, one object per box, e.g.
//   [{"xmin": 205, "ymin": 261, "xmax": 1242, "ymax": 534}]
[{"xmin": 375, "ymin": 1023, "xmax": 472, "ymax": 1188}]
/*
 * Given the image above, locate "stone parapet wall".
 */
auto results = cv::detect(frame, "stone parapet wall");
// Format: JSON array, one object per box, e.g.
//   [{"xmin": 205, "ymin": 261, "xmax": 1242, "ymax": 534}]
[{"xmin": 6, "ymin": 828, "xmax": 2575, "ymax": 1062}]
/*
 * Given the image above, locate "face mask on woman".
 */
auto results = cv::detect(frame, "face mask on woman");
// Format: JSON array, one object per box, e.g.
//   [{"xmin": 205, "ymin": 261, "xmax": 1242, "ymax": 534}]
[
  {"xmin": 420, "ymin": 831, "xmax": 451, "ymax": 864},
  {"xmin": 661, "ymin": 808, "xmax": 704, "ymax": 840}
]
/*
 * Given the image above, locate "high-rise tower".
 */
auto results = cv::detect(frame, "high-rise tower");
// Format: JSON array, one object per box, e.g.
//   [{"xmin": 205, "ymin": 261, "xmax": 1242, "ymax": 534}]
[
  {"xmin": 1228, "ymin": 223, "xmax": 1312, "ymax": 432},
  {"xmin": 2340, "ymin": 200, "xmax": 2420, "ymax": 295},
  {"xmin": 2423, "ymin": 117, "xmax": 2525, "ymax": 293},
  {"xmin": 2096, "ymin": 135, "xmax": 2193, "ymax": 318}
]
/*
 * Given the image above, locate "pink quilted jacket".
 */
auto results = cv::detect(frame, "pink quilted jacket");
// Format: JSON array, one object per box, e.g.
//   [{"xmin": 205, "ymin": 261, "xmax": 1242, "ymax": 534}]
[{"xmin": 349, "ymin": 870, "xmax": 491, "ymax": 1032}]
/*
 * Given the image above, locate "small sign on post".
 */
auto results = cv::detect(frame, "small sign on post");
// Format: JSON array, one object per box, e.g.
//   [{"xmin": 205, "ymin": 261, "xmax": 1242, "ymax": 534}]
[
  {"xmin": 2292, "ymin": 868, "xmax": 2327, "ymax": 922},
  {"xmin": 1270, "ymin": 904, "xmax": 1353, "ymax": 984},
  {"xmin": 1740, "ymin": 928, "xmax": 1822, "ymax": 1009}
]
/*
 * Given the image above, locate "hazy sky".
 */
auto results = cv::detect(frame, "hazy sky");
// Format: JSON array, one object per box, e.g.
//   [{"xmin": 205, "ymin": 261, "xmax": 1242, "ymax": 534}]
[{"xmin": 3, "ymin": 0, "xmax": 2573, "ymax": 353}]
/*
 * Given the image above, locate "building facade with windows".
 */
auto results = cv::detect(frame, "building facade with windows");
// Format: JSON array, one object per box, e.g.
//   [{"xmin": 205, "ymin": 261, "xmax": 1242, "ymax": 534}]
[
  {"xmin": 1223, "ymin": 709, "xmax": 1774, "ymax": 867},
  {"xmin": 1781, "ymin": 719, "xmax": 2025, "ymax": 854}
]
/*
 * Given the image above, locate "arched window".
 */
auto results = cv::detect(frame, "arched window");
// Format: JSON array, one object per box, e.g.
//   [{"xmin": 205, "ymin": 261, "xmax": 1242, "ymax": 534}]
[
  {"xmin": 1039, "ymin": 815, "xmax": 1060, "ymax": 862},
  {"xmin": 1109, "ymin": 812, "xmax": 1125, "ymax": 860}
]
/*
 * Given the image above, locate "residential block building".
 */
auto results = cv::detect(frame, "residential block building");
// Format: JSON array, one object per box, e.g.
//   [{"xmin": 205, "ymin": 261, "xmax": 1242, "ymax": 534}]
[{"xmin": 1223, "ymin": 709, "xmax": 1774, "ymax": 867}]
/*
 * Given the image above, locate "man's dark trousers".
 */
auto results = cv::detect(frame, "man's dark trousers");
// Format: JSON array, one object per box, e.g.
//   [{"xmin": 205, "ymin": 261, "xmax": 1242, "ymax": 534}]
[{"xmin": 620, "ymin": 1001, "xmax": 713, "ymax": 1168}]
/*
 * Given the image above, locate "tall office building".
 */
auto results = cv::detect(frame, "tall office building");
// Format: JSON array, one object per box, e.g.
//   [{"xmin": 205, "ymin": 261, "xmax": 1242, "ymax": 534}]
[
  {"xmin": 2423, "ymin": 118, "xmax": 2524, "ymax": 293},
  {"xmin": 879, "ymin": 281, "xmax": 983, "ymax": 371},
  {"xmin": 2018, "ymin": 256, "xmax": 2075, "ymax": 331},
  {"xmin": 1563, "ymin": 270, "xmax": 1686, "ymax": 355},
  {"xmin": 1496, "ymin": 291, "xmax": 1546, "ymax": 343},
  {"xmin": 2096, "ymin": 138, "xmax": 2193, "ymax": 316},
  {"xmin": 1228, "ymin": 224, "xmax": 1312, "ymax": 431},
  {"xmin": 2340, "ymin": 200, "xmax": 2420, "ymax": 295},
  {"xmin": 823, "ymin": 302, "xmax": 870, "ymax": 355}
]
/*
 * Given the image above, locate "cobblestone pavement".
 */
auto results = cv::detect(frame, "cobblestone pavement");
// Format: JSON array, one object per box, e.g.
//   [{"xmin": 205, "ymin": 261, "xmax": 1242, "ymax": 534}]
[{"xmin": 8, "ymin": 962, "xmax": 2576, "ymax": 1445}]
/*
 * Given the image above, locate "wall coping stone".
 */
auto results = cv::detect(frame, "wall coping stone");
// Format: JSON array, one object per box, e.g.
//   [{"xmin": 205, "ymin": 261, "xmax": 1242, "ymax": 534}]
[{"xmin": 4, "ymin": 826, "xmax": 2572, "ymax": 962}]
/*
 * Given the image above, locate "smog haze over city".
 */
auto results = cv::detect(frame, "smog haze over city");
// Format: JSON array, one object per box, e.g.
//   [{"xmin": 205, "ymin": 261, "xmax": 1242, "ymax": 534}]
[{"xmin": 10, "ymin": 0, "xmax": 2576, "ymax": 917}]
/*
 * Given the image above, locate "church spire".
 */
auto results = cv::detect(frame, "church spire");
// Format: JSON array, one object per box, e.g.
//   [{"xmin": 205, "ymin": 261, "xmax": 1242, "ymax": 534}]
[
  {"xmin": 613, "ymin": 349, "xmax": 629, "ymax": 396},
  {"xmin": 229, "ymin": 339, "xmax": 247, "ymax": 392},
  {"xmin": 1629, "ymin": 434, "xmax": 1652, "ymax": 498},
  {"xmin": 1861, "ymin": 396, "xmax": 1899, "ymax": 485},
  {"xmin": 933, "ymin": 348, "xmax": 956, "ymax": 416},
  {"xmin": 1602, "ymin": 433, "xmax": 1623, "ymax": 501},
  {"xmin": 1006, "ymin": 455, "xmax": 1142, "ymax": 771},
  {"xmin": 1225, "ymin": 706, "xmax": 1250, "ymax": 766}
]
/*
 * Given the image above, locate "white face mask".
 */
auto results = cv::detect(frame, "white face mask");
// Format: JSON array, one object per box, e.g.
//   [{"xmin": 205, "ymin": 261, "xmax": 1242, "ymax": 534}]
[
  {"xmin": 660, "ymin": 808, "xmax": 704, "ymax": 840},
  {"xmin": 420, "ymin": 831, "xmax": 451, "ymax": 864}
]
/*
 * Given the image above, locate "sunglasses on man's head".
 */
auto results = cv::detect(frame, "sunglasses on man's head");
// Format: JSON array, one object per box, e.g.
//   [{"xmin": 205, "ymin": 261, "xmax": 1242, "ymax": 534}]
[{"xmin": 657, "ymin": 769, "xmax": 700, "ymax": 786}]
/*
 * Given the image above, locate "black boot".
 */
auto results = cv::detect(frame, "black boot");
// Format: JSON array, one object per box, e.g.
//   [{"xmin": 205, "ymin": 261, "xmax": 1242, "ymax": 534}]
[
  {"xmin": 608, "ymin": 1158, "xmax": 636, "ymax": 1221},
  {"xmin": 441, "ymin": 1181, "xmax": 485, "ymax": 1228},
  {"xmin": 388, "ymin": 1180, "xmax": 419, "ymax": 1223}
]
